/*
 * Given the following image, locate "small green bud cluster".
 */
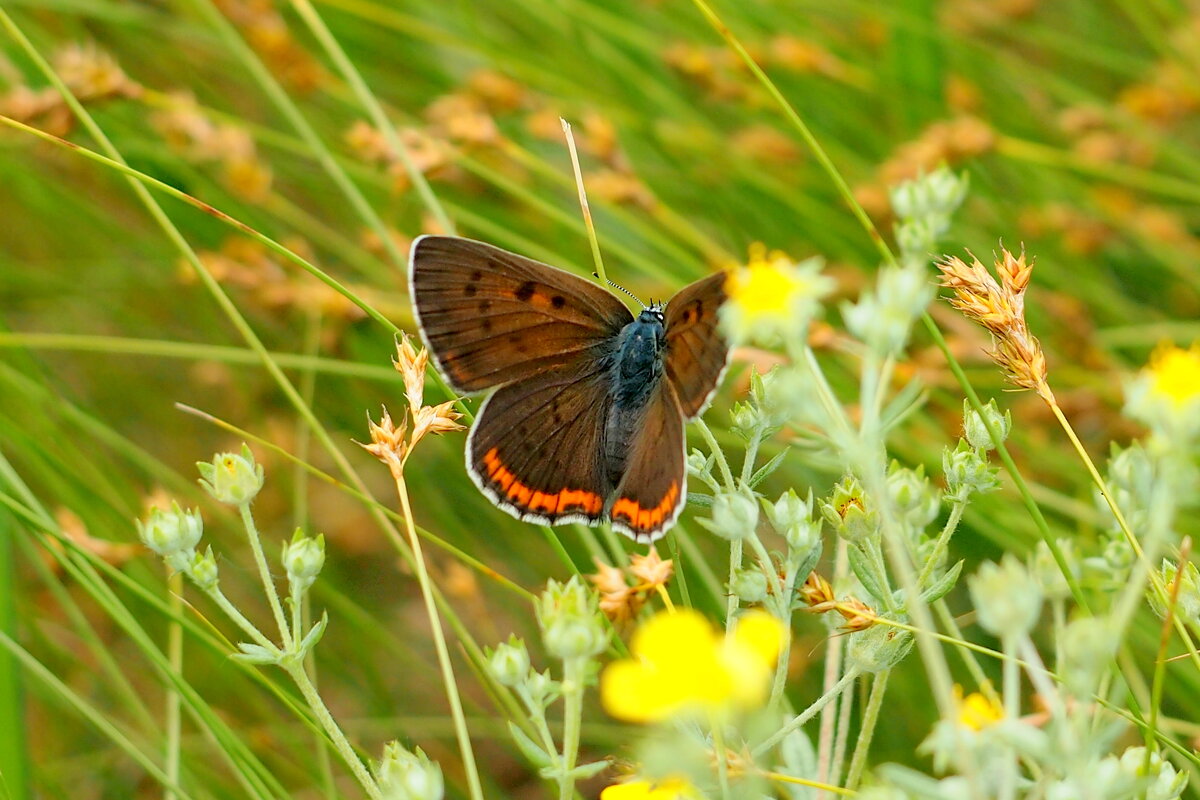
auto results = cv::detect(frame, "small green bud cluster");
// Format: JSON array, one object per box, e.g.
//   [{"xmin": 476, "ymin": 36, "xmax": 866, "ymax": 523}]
[
  {"xmin": 698, "ymin": 485, "xmax": 759, "ymax": 541},
  {"xmin": 197, "ymin": 444, "xmax": 264, "ymax": 506},
  {"xmin": 535, "ymin": 576, "xmax": 607, "ymax": 661},
  {"xmin": 281, "ymin": 529, "xmax": 326, "ymax": 593},
  {"xmin": 1147, "ymin": 557, "xmax": 1200, "ymax": 628},
  {"xmin": 376, "ymin": 742, "xmax": 444, "ymax": 800},
  {"xmin": 886, "ymin": 461, "xmax": 940, "ymax": 533},
  {"xmin": 820, "ymin": 476, "xmax": 879, "ymax": 546},
  {"xmin": 967, "ymin": 554, "xmax": 1043, "ymax": 639},
  {"xmin": 841, "ymin": 264, "xmax": 935, "ymax": 357},
  {"xmin": 137, "ymin": 502, "xmax": 203, "ymax": 573},
  {"xmin": 890, "ymin": 167, "xmax": 969, "ymax": 257}
]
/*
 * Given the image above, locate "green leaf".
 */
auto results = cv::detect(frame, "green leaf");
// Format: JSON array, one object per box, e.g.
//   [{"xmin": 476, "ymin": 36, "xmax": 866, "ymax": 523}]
[
  {"xmin": 749, "ymin": 448, "xmax": 789, "ymax": 489},
  {"xmin": 506, "ymin": 721, "xmax": 552, "ymax": 769},
  {"xmin": 920, "ymin": 560, "xmax": 964, "ymax": 605},
  {"xmin": 848, "ymin": 545, "xmax": 888, "ymax": 605}
]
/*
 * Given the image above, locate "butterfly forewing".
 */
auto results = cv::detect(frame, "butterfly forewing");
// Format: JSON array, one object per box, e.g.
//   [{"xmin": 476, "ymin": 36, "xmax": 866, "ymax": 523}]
[
  {"xmin": 664, "ymin": 271, "xmax": 730, "ymax": 419},
  {"xmin": 608, "ymin": 382, "xmax": 687, "ymax": 542},
  {"xmin": 410, "ymin": 236, "xmax": 634, "ymax": 393},
  {"xmin": 468, "ymin": 359, "xmax": 612, "ymax": 526}
]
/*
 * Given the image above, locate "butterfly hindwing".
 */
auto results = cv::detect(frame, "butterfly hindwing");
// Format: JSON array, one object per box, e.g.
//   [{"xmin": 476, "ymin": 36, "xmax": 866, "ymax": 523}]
[
  {"xmin": 608, "ymin": 382, "xmax": 686, "ymax": 542},
  {"xmin": 467, "ymin": 358, "xmax": 612, "ymax": 526},
  {"xmin": 410, "ymin": 235, "xmax": 634, "ymax": 393},
  {"xmin": 664, "ymin": 271, "xmax": 730, "ymax": 419}
]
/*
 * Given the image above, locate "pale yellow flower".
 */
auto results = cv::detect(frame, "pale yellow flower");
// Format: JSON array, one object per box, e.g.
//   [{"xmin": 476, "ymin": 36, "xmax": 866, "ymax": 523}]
[
  {"xmin": 953, "ymin": 684, "xmax": 1003, "ymax": 731},
  {"xmin": 720, "ymin": 244, "xmax": 832, "ymax": 347},
  {"xmin": 1124, "ymin": 342, "xmax": 1200, "ymax": 441},
  {"xmin": 600, "ymin": 609, "xmax": 783, "ymax": 723},
  {"xmin": 601, "ymin": 776, "xmax": 705, "ymax": 800}
]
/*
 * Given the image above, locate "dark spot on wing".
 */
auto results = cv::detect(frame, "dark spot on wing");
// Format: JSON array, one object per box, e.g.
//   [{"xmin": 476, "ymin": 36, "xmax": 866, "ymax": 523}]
[
  {"xmin": 515, "ymin": 281, "xmax": 537, "ymax": 302},
  {"xmin": 464, "ymin": 284, "xmax": 477, "ymax": 297},
  {"xmin": 479, "ymin": 299, "xmax": 492, "ymax": 312},
  {"xmin": 551, "ymin": 295, "xmax": 566, "ymax": 309},
  {"xmin": 470, "ymin": 270, "xmax": 483, "ymax": 281},
  {"xmin": 481, "ymin": 319, "xmax": 492, "ymax": 332}
]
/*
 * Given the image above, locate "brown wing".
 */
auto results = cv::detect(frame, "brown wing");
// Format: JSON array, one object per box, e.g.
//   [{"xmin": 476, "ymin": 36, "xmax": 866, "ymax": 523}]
[
  {"xmin": 663, "ymin": 271, "xmax": 730, "ymax": 419},
  {"xmin": 410, "ymin": 235, "xmax": 634, "ymax": 393},
  {"xmin": 608, "ymin": 382, "xmax": 686, "ymax": 542},
  {"xmin": 467, "ymin": 358, "xmax": 612, "ymax": 526}
]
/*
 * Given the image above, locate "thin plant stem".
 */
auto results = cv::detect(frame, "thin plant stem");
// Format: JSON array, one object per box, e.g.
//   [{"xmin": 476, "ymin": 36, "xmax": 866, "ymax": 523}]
[
  {"xmin": 165, "ymin": 572, "xmax": 184, "ymax": 800},
  {"xmin": 393, "ymin": 470, "xmax": 485, "ymax": 800},
  {"xmin": 917, "ymin": 501, "xmax": 967, "ymax": 588},
  {"xmin": 1000, "ymin": 635, "xmax": 1021, "ymax": 800},
  {"xmin": 282, "ymin": 662, "xmax": 383, "ymax": 800},
  {"xmin": 844, "ymin": 669, "xmax": 890, "ymax": 790},
  {"xmin": 558, "ymin": 657, "xmax": 585, "ymax": 800},
  {"xmin": 816, "ymin": 539, "xmax": 849, "ymax": 799},
  {"xmin": 1044, "ymin": 397, "xmax": 1200, "ymax": 671},
  {"xmin": 1147, "ymin": 538, "xmax": 1188, "ymax": 765},
  {"xmin": 828, "ymin": 674, "xmax": 855, "ymax": 794},
  {"xmin": 285, "ymin": 0, "xmax": 454, "ymax": 236},
  {"xmin": 237, "ymin": 504, "xmax": 294, "ymax": 650},
  {"xmin": 754, "ymin": 667, "xmax": 861, "ymax": 757},
  {"xmin": 726, "ymin": 539, "xmax": 744, "ymax": 631},
  {"xmin": 560, "ymin": 118, "xmax": 608, "ymax": 286}
]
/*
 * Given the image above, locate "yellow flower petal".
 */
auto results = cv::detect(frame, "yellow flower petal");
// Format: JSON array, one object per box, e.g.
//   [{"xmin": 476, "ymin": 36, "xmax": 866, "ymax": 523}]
[
  {"xmin": 730, "ymin": 610, "xmax": 784, "ymax": 664},
  {"xmin": 601, "ymin": 777, "xmax": 703, "ymax": 800}
]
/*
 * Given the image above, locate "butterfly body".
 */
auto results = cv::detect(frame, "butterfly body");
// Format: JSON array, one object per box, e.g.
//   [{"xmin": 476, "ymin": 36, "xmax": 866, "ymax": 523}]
[{"xmin": 410, "ymin": 235, "xmax": 729, "ymax": 542}]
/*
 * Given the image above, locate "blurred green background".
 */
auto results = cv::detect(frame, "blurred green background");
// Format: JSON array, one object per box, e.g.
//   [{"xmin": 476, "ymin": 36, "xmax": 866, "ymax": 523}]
[{"xmin": 1, "ymin": 0, "xmax": 1199, "ymax": 797}]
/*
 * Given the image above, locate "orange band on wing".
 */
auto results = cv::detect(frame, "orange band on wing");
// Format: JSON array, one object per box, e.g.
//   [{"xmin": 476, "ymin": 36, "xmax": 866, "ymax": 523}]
[
  {"xmin": 610, "ymin": 481, "xmax": 680, "ymax": 532},
  {"xmin": 482, "ymin": 448, "xmax": 603, "ymax": 516}
]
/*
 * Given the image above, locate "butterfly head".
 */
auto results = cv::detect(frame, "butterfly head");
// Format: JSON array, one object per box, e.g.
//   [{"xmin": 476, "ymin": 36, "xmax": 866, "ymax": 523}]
[{"xmin": 639, "ymin": 304, "xmax": 666, "ymax": 325}]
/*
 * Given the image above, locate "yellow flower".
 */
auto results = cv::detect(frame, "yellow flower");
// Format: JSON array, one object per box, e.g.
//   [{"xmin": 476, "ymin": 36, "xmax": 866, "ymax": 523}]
[
  {"xmin": 600, "ymin": 609, "xmax": 783, "ymax": 723},
  {"xmin": 953, "ymin": 684, "xmax": 1003, "ymax": 731},
  {"xmin": 601, "ymin": 776, "xmax": 705, "ymax": 800},
  {"xmin": 720, "ymin": 244, "xmax": 832, "ymax": 347},
  {"xmin": 1147, "ymin": 343, "xmax": 1200, "ymax": 406},
  {"xmin": 1124, "ymin": 342, "xmax": 1200, "ymax": 440}
]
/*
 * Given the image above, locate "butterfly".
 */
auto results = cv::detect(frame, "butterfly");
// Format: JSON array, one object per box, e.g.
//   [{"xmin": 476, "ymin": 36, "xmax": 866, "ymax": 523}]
[{"xmin": 409, "ymin": 235, "xmax": 729, "ymax": 542}]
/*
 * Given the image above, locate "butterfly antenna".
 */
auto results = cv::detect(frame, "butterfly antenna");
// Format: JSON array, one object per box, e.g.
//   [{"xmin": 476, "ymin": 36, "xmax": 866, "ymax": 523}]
[{"xmin": 593, "ymin": 272, "xmax": 646, "ymax": 309}]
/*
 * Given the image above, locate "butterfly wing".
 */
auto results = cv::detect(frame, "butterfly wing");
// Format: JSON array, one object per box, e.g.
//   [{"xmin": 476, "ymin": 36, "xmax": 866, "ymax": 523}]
[
  {"xmin": 608, "ymin": 382, "xmax": 686, "ymax": 542},
  {"xmin": 410, "ymin": 235, "xmax": 634, "ymax": 393},
  {"xmin": 467, "ymin": 358, "xmax": 613, "ymax": 526},
  {"xmin": 663, "ymin": 271, "xmax": 730, "ymax": 419}
]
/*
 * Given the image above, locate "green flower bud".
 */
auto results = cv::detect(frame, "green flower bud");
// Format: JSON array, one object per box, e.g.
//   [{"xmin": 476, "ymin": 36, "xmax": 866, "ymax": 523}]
[
  {"xmin": 698, "ymin": 486, "xmax": 759, "ymax": 541},
  {"xmin": 1148, "ymin": 558, "xmax": 1200, "ymax": 627},
  {"xmin": 821, "ymin": 476, "xmax": 878, "ymax": 546},
  {"xmin": 376, "ymin": 742, "xmax": 444, "ymax": 800},
  {"xmin": 281, "ymin": 529, "xmax": 325, "ymax": 592},
  {"xmin": 765, "ymin": 489, "xmax": 820, "ymax": 554},
  {"xmin": 686, "ymin": 449, "xmax": 712, "ymax": 480},
  {"xmin": 486, "ymin": 635, "xmax": 531, "ymax": 688},
  {"xmin": 536, "ymin": 576, "xmax": 607, "ymax": 661},
  {"xmin": 197, "ymin": 444, "xmax": 264, "ymax": 505},
  {"xmin": 730, "ymin": 568, "xmax": 769, "ymax": 604},
  {"xmin": 943, "ymin": 441, "xmax": 999, "ymax": 502},
  {"xmin": 846, "ymin": 624, "xmax": 913, "ymax": 674},
  {"xmin": 962, "ymin": 399, "xmax": 1011, "ymax": 452},
  {"xmin": 525, "ymin": 668, "xmax": 559, "ymax": 708},
  {"xmin": 136, "ymin": 503, "xmax": 203, "ymax": 564},
  {"xmin": 842, "ymin": 265, "xmax": 935, "ymax": 356},
  {"xmin": 188, "ymin": 546, "xmax": 220, "ymax": 591},
  {"xmin": 886, "ymin": 462, "xmax": 940, "ymax": 531},
  {"xmin": 967, "ymin": 555, "xmax": 1043, "ymax": 638},
  {"xmin": 890, "ymin": 167, "xmax": 969, "ymax": 226},
  {"xmin": 1098, "ymin": 442, "xmax": 1156, "ymax": 533},
  {"xmin": 1118, "ymin": 746, "xmax": 1187, "ymax": 800},
  {"xmin": 730, "ymin": 401, "xmax": 760, "ymax": 439}
]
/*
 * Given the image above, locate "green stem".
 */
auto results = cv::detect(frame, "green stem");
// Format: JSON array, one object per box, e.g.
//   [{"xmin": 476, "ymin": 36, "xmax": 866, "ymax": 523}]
[
  {"xmin": 1000, "ymin": 635, "xmax": 1020, "ymax": 800},
  {"xmin": 916, "ymin": 501, "xmax": 967, "ymax": 589},
  {"xmin": 238, "ymin": 504, "xmax": 294, "ymax": 650},
  {"xmin": 725, "ymin": 539, "xmax": 744, "ymax": 630},
  {"xmin": 558, "ymin": 657, "xmax": 585, "ymax": 800},
  {"xmin": 395, "ymin": 472, "xmax": 485, "ymax": 800},
  {"xmin": 843, "ymin": 669, "xmax": 890, "ymax": 790},
  {"xmin": 284, "ymin": 663, "xmax": 383, "ymax": 800},
  {"xmin": 165, "ymin": 572, "xmax": 184, "ymax": 800},
  {"xmin": 754, "ymin": 667, "xmax": 860, "ymax": 757},
  {"xmin": 205, "ymin": 586, "xmax": 278, "ymax": 653}
]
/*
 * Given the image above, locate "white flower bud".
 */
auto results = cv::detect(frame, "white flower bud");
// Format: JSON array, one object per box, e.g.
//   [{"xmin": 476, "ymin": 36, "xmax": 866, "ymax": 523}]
[{"xmin": 197, "ymin": 444, "xmax": 264, "ymax": 505}]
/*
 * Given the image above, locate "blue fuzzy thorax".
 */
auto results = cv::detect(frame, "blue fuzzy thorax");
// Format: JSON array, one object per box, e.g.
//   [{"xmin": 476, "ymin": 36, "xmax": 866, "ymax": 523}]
[{"xmin": 611, "ymin": 308, "xmax": 666, "ymax": 409}]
